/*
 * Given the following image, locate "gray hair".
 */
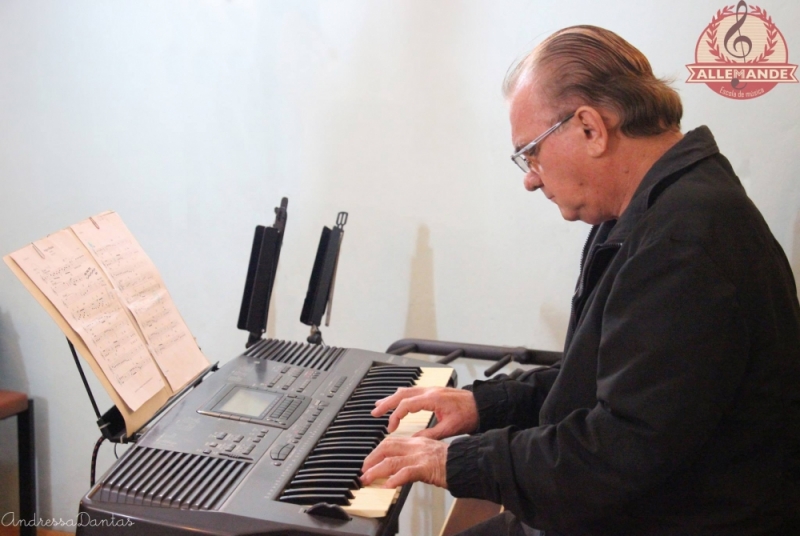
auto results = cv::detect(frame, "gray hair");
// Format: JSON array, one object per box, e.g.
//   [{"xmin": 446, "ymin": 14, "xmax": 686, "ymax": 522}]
[{"xmin": 504, "ymin": 26, "xmax": 682, "ymax": 137}]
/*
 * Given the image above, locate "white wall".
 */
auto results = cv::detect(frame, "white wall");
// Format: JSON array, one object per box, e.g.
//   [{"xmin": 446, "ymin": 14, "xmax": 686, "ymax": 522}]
[{"xmin": 0, "ymin": 1, "xmax": 798, "ymax": 534}]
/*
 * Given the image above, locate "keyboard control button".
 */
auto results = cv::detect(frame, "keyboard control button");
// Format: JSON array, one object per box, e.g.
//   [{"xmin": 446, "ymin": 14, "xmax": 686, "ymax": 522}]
[{"xmin": 278, "ymin": 444, "xmax": 294, "ymax": 460}]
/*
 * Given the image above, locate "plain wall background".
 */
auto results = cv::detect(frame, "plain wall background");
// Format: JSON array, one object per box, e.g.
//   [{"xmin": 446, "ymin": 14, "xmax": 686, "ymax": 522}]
[{"xmin": 1, "ymin": 1, "xmax": 798, "ymax": 534}]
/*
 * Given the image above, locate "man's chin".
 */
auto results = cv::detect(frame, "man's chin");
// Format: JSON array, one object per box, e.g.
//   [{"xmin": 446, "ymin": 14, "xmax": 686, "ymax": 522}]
[{"xmin": 558, "ymin": 206, "xmax": 581, "ymax": 222}]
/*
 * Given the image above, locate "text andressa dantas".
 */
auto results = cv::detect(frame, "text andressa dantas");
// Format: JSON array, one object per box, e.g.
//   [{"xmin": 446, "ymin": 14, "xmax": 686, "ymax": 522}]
[{"xmin": 2, "ymin": 511, "xmax": 134, "ymax": 528}]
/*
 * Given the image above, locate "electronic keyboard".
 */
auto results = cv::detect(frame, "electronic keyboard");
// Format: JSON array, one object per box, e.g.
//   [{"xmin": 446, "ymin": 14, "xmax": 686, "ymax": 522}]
[{"xmin": 78, "ymin": 339, "xmax": 455, "ymax": 536}]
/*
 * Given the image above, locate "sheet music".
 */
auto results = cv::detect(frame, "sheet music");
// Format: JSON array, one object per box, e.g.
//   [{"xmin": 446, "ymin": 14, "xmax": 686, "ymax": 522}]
[
  {"xmin": 10, "ymin": 230, "xmax": 164, "ymax": 411},
  {"xmin": 71, "ymin": 212, "xmax": 209, "ymax": 391}
]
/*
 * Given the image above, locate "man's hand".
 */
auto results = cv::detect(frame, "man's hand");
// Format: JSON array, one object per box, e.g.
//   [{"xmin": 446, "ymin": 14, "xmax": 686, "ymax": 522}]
[
  {"xmin": 371, "ymin": 386, "xmax": 479, "ymax": 440},
  {"xmin": 360, "ymin": 436, "xmax": 448, "ymax": 489}
]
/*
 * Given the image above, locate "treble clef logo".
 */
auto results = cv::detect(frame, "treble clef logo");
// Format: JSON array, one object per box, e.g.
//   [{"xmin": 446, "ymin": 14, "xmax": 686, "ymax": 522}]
[{"xmin": 723, "ymin": 0, "xmax": 752, "ymax": 88}]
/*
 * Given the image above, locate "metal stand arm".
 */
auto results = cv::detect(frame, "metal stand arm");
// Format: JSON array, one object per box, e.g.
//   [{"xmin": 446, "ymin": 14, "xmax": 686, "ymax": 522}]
[{"xmin": 386, "ymin": 338, "xmax": 561, "ymax": 367}]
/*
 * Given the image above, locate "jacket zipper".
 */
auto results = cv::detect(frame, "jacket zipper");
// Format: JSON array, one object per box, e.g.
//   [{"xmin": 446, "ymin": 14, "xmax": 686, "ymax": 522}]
[
  {"xmin": 568, "ymin": 238, "xmax": 623, "ymax": 343},
  {"xmin": 573, "ymin": 226, "xmax": 598, "ymax": 301}
]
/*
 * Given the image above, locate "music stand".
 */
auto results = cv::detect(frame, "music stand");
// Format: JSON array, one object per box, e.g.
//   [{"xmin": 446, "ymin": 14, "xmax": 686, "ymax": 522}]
[
  {"xmin": 300, "ymin": 212, "xmax": 348, "ymax": 344},
  {"xmin": 237, "ymin": 198, "xmax": 289, "ymax": 348}
]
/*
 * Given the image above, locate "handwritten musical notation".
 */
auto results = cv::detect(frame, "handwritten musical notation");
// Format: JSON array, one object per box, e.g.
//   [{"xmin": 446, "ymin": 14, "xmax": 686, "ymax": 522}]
[
  {"xmin": 71, "ymin": 212, "xmax": 209, "ymax": 391},
  {"xmin": 9, "ymin": 229, "xmax": 164, "ymax": 411}
]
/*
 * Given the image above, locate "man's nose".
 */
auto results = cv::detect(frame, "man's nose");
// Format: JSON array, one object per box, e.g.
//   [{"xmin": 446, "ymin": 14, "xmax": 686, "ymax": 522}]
[{"xmin": 524, "ymin": 170, "xmax": 542, "ymax": 192}]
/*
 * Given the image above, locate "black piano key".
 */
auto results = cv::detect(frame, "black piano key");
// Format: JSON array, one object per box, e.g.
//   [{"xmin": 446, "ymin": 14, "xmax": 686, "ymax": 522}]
[
  {"xmin": 331, "ymin": 416, "xmax": 390, "ymax": 427},
  {"xmin": 303, "ymin": 455, "xmax": 365, "ymax": 467},
  {"xmin": 354, "ymin": 384, "xmax": 404, "ymax": 390},
  {"xmin": 294, "ymin": 469, "xmax": 362, "ymax": 480},
  {"xmin": 365, "ymin": 367, "xmax": 419, "ymax": 375},
  {"xmin": 342, "ymin": 405, "xmax": 387, "ymax": 413},
  {"xmin": 334, "ymin": 409, "xmax": 384, "ymax": 418},
  {"xmin": 333, "ymin": 413, "xmax": 391, "ymax": 423},
  {"xmin": 333, "ymin": 412, "xmax": 390, "ymax": 421},
  {"xmin": 361, "ymin": 376, "xmax": 418, "ymax": 385},
  {"xmin": 342, "ymin": 398, "xmax": 382, "ymax": 405},
  {"xmin": 281, "ymin": 487, "xmax": 354, "ymax": 499},
  {"xmin": 339, "ymin": 405, "xmax": 390, "ymax": 414},
  {"xmin": 323, "ymin": 425, "xmax": 388, "ymax": 437},
  {"xmin": 287, "ymin": 477, "xmax": 360, "ymax": 489},
  {"xmin": 349, "ymin": 391, "xmax": 399, "ymax": 402},
  {"xmin": 366, "ymin": 365, "xmax": 421, "ymax": 375},
  {"xmin": 350, "ymin": 388, "xmax": 399, "ymax": 396},
  {"xmin": 311, "ymin": 445, "xmax": 375, "ymax": 456},
  {"xmin": 356, "ymin": 379, "xmax": 417, "ymax": 388},
  {"xmin": 341, "ymin": 401, "xmax": 386, "ymax": 411},
  {"xmin": 314, "ymin": 438, "xmax": 380, "ymax": 448},
  {"xmin": 324, "ymin": 421, "xmax": 386, "ymax": 430},
  {"xmin": 360, "ymin": 372, "xmax": 418, "ymax": 380},
  {"xmin": 279, "ymin": 493, "xmax": 351, "ymax": 506},
  {"xmin": 353, "ymin": 384, "xmax": 405, "ymax": 392}
]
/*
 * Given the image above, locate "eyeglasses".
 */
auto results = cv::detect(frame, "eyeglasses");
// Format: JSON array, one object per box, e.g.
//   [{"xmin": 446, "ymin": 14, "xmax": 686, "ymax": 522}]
[{"xmin": 510, "ymin": 112, "xmax": 575, "ymax": 173}]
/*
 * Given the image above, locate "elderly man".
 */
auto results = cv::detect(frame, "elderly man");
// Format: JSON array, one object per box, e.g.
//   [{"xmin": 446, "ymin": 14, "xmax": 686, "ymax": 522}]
[{"xmin": 360, "ymin": 26, "xmax": 800, "ymax": 535}]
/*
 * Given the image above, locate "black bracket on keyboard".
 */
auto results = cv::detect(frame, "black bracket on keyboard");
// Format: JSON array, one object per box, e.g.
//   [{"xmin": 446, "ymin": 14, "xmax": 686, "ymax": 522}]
[{"xmin": 304, "ymin": 502, "xmax": 352, "ymax": 521}]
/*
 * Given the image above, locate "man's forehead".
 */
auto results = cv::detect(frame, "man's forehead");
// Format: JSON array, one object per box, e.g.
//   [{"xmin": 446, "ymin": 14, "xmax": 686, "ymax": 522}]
[
  {"xmin": 509, "ymin": 75, "xmax": 549, "ymax": 147},
  {"xmin": 509, "ymin": 71, "xmax": 541, "ymax": 105}
]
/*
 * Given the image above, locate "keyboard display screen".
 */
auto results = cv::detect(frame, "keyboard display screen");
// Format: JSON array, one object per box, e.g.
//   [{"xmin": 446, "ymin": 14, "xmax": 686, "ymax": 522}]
[{"xmin": 216, "ymin": 388, "xmax": 281, "ymax": 418}]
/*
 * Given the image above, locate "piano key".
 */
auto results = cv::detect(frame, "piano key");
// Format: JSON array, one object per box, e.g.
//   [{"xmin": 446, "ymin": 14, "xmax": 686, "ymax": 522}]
[
  {"xmin": 287, "ymin": 477, "xmax": 360, "ymax": 489},
  {"xmin": 279, "ymin": 493, "xmax": 351, "ymax": 506},
  {"xmin": 341, "ymin": 401, "xmax": 385, "ymax": 411},
  {"xmin": 361, "ymin": 374, "xmax": 418, "ymax": 384},
  {"xmin": 281, "ymin": 487, "xmax": 354, "ymax": 499},
  {"xmin": 356, "ymin": 379, "xmax": 417, "ymax": 388},
  {"xmin": 359, "ymin": 374, "xmax": 414, "ymax": 383},
  {"xmin": 303, "ymin": 451, "xmax": 367, "ymax": 463},
  {"xmin": 348, "ymin": 391, "xmax": 400, "ymax": 402},
  {"xmin": 323, "ymin": 425, "xmax": 388, "ymax": 437},
  {"xmin": 294, "ymin": 468, "xmax": 361, "ymax": 479},
  {"xmin": 331, "ymin": 417, "xmax": 390, "ymax": 427},
  {"xmin": 311, "ymin": 444, "xmax": 375, "ymax": 456},
  {"xmin": 302, "ymin": 457, "xmax": 364, "ymax": 468},
  {"xmin": 365, "ymin": 366, "xmax": 421, "ymax": 375},
  {"xmin": 334, "ymin": 409, "xmax": 387, "ymax": 419},
  {"xmin": 314, "ymin": 438, "xmax": 380, "ymax": 449},
  {"xmin": 333, "ymin": 407, "xmax": 389, "ymax": 416}
]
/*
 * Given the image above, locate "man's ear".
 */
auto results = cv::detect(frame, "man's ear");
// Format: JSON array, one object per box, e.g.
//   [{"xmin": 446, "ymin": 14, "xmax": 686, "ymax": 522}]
[{"xmin": 575, "ymin": 106, "xmax": 611, "ymax": 158}]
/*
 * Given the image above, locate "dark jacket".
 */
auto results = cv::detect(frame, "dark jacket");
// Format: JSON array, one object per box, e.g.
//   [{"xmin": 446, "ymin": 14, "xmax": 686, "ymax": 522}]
[{"xmin": 447, "ymin": 127, "xmax": 800, "ymax": 535}]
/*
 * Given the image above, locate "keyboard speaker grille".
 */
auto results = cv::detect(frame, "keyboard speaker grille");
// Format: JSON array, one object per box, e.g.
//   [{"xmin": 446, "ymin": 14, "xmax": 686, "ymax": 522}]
[
  {"xmin": 92, "ymin": 446, "xmax": 250, "ymax": 510},
  {"xmin": 244, "ymin": 339, "xmax": 344, "ymax": 371}
]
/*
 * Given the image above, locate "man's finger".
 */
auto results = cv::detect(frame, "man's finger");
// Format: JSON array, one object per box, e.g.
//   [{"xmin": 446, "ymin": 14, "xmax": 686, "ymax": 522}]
[
  {"xmin": 383, "ymin": 465, "xmax": 420, "ymax": 489},
  {"xmin": 361, "ymin": 444, "xmax": 389, "ymax": 474},
  {"xmin": 361, "ymin": 454, "xmax": 407, "ymax": 486},
  {"xmin": 371, "ymin": 387, "xmax": 425, "ymax": 417},
  {"xmin": 387, "ymin": 395, "xmax": 435, "ymax": 433},
  {"xmin": 412, "ymin": 425, "xmax": 445, "ymax": 440},
  {"xmin": 361, "ymin": 437, "xmax": 410, "ymax": 472}
]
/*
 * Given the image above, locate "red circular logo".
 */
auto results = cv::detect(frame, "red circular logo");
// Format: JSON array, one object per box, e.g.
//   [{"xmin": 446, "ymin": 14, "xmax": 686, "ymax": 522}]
[{"xmin": 686, "ymin": 1, "xmax": 797, "ymax": 100}]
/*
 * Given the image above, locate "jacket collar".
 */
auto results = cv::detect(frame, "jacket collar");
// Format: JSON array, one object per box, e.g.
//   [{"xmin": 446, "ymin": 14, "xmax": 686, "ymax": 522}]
[{"xmin": 605, "ymin": 126, "xmax": 720, "ymax": 244}]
